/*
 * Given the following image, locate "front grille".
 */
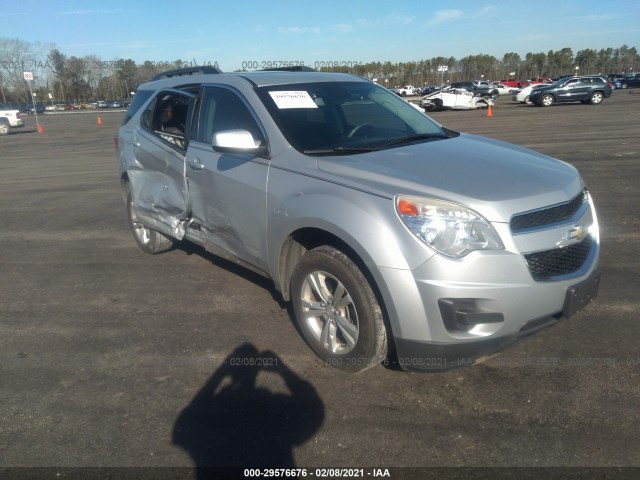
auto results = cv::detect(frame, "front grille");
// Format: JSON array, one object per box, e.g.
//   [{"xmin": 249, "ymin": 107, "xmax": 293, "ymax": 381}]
[
  {"xmin": 524, "ymin": 236, "xmax": 593, "ymax": 281},
  {"xmin": 511, "ymin": 190, "xmax": 587, "ymax": 232}
]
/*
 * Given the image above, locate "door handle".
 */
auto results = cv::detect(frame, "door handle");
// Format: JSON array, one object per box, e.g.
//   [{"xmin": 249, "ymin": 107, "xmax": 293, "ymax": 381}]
[
  {"xmin": 188, "ymin": 157, "xmax": 204, "ymax": 171},
  {"xmin": 132, "ymin": 135, "xmax": 140, "ymax": 147}
]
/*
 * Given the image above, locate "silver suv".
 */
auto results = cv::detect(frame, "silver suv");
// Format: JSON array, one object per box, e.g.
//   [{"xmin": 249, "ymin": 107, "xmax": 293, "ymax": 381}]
[{"xmin": 116, "ymin": 67, "xmax": 600, "ymax": 372}]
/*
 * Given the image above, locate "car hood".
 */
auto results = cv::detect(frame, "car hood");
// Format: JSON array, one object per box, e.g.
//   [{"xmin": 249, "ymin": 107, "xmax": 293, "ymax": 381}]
[{"xmin": 316, "ymin": 133, "xmax": 582, "ymax": 223}]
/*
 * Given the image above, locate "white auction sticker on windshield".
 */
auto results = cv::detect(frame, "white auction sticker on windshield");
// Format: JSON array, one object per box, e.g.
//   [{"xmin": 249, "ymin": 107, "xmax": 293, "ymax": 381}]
[{"xmin": 269, "ymin": 91, "xmax": 318, "ymax": 109}]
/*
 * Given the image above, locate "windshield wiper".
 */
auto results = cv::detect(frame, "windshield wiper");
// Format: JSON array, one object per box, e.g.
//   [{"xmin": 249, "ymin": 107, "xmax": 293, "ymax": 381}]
[
  {"xmin": 302, "ymin": 134, "xmax": 449, "ymax": 155},
  {"xmin": 379, "ymin": 133, "xmax": 448, "ymax": 148},
  {"xmin": 303, "ymin": 146, "xmax": 382, "ymax": 155}
]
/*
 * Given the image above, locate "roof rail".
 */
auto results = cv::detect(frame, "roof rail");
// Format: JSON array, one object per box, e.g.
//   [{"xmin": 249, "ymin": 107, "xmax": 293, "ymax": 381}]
[
  {"xmin": 151, "ymin": 66, "xmax": 223, "ymax": 81},
  {"xmin": 259, "ymin": 66, "xmax": 317, "ymax": 72}
]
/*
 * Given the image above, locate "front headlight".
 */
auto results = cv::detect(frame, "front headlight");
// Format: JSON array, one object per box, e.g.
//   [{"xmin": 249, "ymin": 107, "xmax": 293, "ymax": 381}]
[{"xmin": 395, "ymin": 196, "xmax": 504, "ymax": 257}]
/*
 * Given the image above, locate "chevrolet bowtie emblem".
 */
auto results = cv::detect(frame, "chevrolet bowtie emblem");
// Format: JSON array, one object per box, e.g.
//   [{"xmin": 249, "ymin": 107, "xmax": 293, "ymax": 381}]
[{"xmin": 567, "ymin": 225, "xmax": 588, "ymax": 242}]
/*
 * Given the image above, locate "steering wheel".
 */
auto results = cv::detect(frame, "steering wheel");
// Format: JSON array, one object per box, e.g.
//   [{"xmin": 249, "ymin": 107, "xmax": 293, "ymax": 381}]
[{"xmin": 346, "ymin": 123, "xmax": 374, "ymax": 138}]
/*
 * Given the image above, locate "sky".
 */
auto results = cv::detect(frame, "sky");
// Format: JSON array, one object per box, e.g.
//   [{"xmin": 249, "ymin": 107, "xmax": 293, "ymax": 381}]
[{"xmin": 2, "ymin": 0, "xmax": 639, "ymax": 71}]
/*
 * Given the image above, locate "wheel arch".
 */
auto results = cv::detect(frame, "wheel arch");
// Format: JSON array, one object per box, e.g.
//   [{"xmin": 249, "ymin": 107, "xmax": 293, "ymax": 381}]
[
  {"xmin": 120, "ymin": 171, "xmax": 130, "ymax": 203},
  {"xmin": 277, "ymin": 227, "xmax": 398, "ymax": 353},
  {"xmin": 278, "ymin": 227, "xmax": 376, "ymax": 301},
  {"xmin": 266, "ymin": 184, "xmax": 433, "ymax": 347},
  {"xmin": 538, "ymin": 92, "xmax": 555, "ymax": 106}
]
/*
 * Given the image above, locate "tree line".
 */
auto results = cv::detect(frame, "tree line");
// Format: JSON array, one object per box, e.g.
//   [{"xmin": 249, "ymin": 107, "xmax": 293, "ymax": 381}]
[{"xmin": 1, "ymin": 37, "xmax": 638, "ymax": 104}]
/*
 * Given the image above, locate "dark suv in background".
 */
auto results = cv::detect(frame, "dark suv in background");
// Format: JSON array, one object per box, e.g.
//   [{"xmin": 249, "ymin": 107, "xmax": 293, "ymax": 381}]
[
  {"xmin": 529, "ymin": 76, "xmax": 612, "ymax": 106},
  {"xmin": 619, "ymin": 73, "xmax": 640, "ymax": 89}
]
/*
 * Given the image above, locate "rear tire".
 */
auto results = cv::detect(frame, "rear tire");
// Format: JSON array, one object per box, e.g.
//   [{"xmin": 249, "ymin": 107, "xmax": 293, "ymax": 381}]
[
  {"xmin": 291, "ymin": 246, "xmax": 388, "ymax": 372},
  {"xmin": 126, "ymin": 188, "xmax": 174, "ymax": 255},
  {"xmin": 589, "ymin": 91, "xmax": 604, "ymax": 104},
  {"xmin": 0, "ymin": 122, "xmax": 10, "ymax": 135}
]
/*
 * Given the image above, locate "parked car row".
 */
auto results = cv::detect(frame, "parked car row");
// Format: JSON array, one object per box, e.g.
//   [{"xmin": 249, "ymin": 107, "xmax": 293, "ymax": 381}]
[
  {"xmin": 26, "ymin": 100, "xmax": 131, "ymax": 112},
  {"xmin": 3, "ymin": 99, "xmax": 133, "ymax": 116},
  {"xmin": 415, "ymin": 74, "xmax": 616, "ymax": 111},
  {"xmin": 393, "ymin": 81, "xmax": 504, "ymax": 97},
  {"xmin": 392, "ymin": 76, "xmax": 571, "ymax": 97},
  {"xmin": 94, "ymin": 100, "xmax": 131, "ymax": 109}
]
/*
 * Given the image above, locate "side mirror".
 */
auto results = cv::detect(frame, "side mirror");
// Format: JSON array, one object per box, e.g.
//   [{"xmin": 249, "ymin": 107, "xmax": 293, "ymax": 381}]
[{"xmin": 212, "ymin": 129, "xmax": 267, "ymax": 156}]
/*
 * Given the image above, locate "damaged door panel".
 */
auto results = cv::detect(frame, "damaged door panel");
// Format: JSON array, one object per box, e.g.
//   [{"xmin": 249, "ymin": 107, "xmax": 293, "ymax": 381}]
[
  {"xmin": 127, "ymin": 169, "xmax": 189, "ymax": 239},
  {"xmin": 128, "ymin": 90, "xmax": 195, "ymax": 239}
]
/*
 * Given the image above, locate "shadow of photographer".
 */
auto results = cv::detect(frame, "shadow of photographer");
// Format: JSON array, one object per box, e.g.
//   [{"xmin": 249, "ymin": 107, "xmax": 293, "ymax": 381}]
[{"xmin": 172, "ymin": 343, "xmax": 324, "ymax": 474}]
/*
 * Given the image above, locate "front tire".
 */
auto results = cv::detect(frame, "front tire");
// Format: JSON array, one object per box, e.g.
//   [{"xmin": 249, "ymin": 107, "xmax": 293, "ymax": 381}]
[
  {"xmin": 126, "ymin": 188, "xmax": 174, "ymax": 255},
  {"xmin": 423, "ymin": 102, "xmax": 436, "ymax": 112},
  {"xmin": 291, "ymin": 246, "xmax": 388, "ymax": 372},
  {"xmin": 541, "ymin": 94, "xmax": 554, "ymax": 107}
]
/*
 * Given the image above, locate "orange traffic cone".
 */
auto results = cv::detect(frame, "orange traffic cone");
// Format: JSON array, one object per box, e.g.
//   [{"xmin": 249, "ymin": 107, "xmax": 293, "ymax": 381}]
[
  {"xmin": 37, "ymin": 124, "xmax": 43, "ymax": 133},
  {"xmin": 486, "ymin": 105, "xmax": 493, "ymax": 117},
  {"xmin": 97, "ymin": 116, "xmax": 102, "ymax": 125}
]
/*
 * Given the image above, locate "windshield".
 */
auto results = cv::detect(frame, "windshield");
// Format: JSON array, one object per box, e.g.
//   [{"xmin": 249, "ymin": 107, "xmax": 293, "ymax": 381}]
[{"xmin": 256, "ymin": 81, "xmax": 449, "ymax": 154}]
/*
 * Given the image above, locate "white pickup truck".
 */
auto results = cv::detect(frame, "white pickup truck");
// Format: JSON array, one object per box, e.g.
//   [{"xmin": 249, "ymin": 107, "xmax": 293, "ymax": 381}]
[
  {"xmin": 396, "ymin": 85, "xmax": 419, "ymax": 96},
  {"xmin": 0, "ymin": 104, "xmax": 25, "ymax": 135}
]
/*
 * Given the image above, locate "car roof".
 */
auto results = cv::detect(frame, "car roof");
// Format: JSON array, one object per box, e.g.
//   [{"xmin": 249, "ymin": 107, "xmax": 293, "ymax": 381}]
[{"xmin": 139, "ymin": 71, "xmax": 369, "ymax": 91}]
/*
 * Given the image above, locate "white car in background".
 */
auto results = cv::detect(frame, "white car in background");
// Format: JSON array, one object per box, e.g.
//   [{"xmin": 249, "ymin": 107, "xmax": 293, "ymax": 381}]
[
  {"xmin": 512, "ymin": 84, "xmax": 546, "ymax": 104},
  {"xmin": 494, "ymin": 84, "xmax": 516, "ymax": 95},
  {"xmin": 419, "ymin": 87, "xmax": 493, "ymax": 111}
]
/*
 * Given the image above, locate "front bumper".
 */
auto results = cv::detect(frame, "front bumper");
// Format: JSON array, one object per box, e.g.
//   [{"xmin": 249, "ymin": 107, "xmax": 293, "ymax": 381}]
[
  {"xmin": 378, "ymin": 194, "xmax": 600, "ymax": 372},
  {"xmin": 393, "ymin": 269, "xmax": 600, "ymax": 371}
]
